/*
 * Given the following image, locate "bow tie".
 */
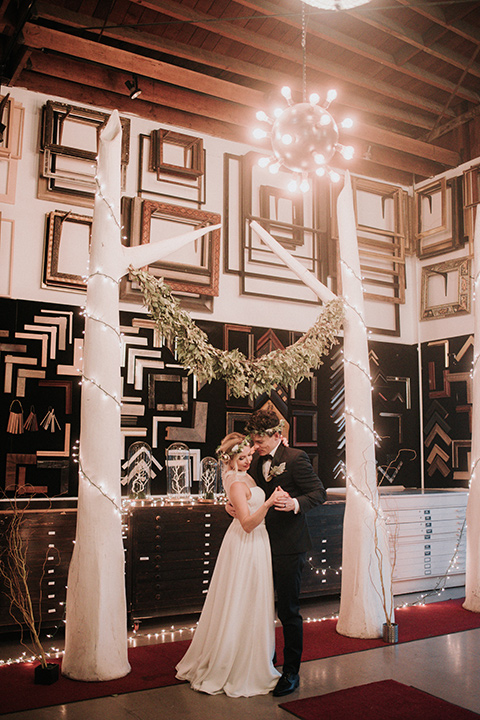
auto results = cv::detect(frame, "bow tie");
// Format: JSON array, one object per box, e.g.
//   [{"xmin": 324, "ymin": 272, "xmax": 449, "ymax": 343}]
[{"xmin": 260, "ymin": 454, "xmax": 273, "ymax": 463}]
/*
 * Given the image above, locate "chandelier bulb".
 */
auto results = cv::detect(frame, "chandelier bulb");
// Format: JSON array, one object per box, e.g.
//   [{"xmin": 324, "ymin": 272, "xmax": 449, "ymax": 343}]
[
  {"xmin": 329, "ymin": 169, "xmax": 341, "ymax": 183},
  {"xmin": 256, "ymin": 110, "xmax": 271, "ymax": 123},
  {"xmin": 315, "ymin": 167, "xmax": 326, "ymax": 177},
  {"xmin": 253, "ymin": 128, "xmax": 268, "ymax": 140},
  {"xmin": 258, "ymin": 156, "xmax": 272, "ymax": 168},
  {"xmin": 320, "ymin": 114, "xmax": 332, "ymax": 126},
  {"xmin": 325, "ymin": 89, "xmax": 337, "ymax": 107},
  {"xmin": 273, "ymin": 107, "xmax": 284, "ymax": 119},
  {"xmin": 288, "ymin": 178, "xmax": 298, "ymax": 192},
  {"xmin": 341, "ymin": 117, "xmax": 353, "ymax": 129},
  {"xmin": 314, "ymin": 153, "xmax": 326, "ymax": 165},
  {"xmin": 309, "ymin": 93, "xmax": 320, "ymax": 105},
  {"xmin": 269, "ymin": 161, "xmax": 282, "ymax": 174},
  {"xmin": 281, "ymin": 86, "xmax": 293, "ymax": 104},
  {"xmin": 281, "ymin": 133, "xmax": 293, "ymax": 145},
  {"xmin": 300, "ymin": 177, "xmax": 310, "ymax": 193},
  {"xmin": 341, "ymin": 145, "xmax": 354, "ymax": 160}
]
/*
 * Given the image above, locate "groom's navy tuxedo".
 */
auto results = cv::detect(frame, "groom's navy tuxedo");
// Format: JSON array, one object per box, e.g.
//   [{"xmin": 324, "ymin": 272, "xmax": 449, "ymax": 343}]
[{"xmin": 251, "ymin": 444, "xmax": 326, "ymax": 675}]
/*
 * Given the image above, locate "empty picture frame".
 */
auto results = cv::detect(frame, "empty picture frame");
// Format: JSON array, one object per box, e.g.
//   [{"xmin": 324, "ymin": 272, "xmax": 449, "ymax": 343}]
[
  {"xmin": 138, "ymin": 134, "xmax": 206, "ymax": 207},
  {"xmin": 415, "ymin": 176, "xmax": 465, "ymax": 258},
  {"xmin": 150, "ymin": 129, "xmax": 204, "ymax": 179},
  {"xmin": 421, "ymin": 257, "xmax": 471, "ymax": 320},
  {"xmin": 43, "ymin": 210, "xmax": 92, "ymax": 291},
  {"xmin": 463, "ymin": 163, "xmax": 480, "ymax": 244},
  {"xmin": 120, "ymin": 198, "xmax": 221, "ymax": 299},
  {"xmin": 0, "ymin": 94, "xmax": 24, "ymax": 160},
  {"xmin": 39, "ymin": 100, "xmax": 130, "ymax": 206},
  {"xmin": 223, "ymin": 151, "xmax": 334, "ymax": 304}
]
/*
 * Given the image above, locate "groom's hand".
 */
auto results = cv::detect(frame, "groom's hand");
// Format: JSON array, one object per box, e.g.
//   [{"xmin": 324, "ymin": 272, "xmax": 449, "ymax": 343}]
[
  {"xmin": 225, "ymin": 500, "xmax": 237, "ymax": 518},
  {"xmin": 273, "ymin": 489, "xmax": 295, "ymax": 512}
]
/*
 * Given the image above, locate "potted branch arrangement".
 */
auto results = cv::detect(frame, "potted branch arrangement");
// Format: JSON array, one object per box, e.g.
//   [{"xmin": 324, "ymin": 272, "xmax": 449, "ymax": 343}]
[
  {"xmin": 0, "ymin": 493, "xmax": 60, "ymax": 684},
  {"xmin": 374, "ymin": 463, "xmax": 401, "ymax": 644}
]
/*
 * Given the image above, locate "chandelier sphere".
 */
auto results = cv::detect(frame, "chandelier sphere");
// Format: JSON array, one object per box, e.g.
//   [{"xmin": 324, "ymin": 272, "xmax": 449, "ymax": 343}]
[{"xmin": 271, "ymin": 102, "xmax": 339, "ymax": 174}]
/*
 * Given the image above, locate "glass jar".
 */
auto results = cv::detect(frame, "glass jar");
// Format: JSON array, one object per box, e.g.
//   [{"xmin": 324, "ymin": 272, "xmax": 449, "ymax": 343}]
[
  {"xmin": 166, "ymin": 442, "xmax": 191, "ymax": 499},
  {"xmin": 126, "ymin": 441, "xmax": 152, "ymax": 500},
  {"xmin": 199, "ymin": 456, "xmax": 218, "ymax": 501}
]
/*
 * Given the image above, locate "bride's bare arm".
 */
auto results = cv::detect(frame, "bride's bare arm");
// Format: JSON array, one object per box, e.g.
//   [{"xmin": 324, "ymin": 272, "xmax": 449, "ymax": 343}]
[{"xmin": 229, "ymin": 483, "xmax": 283, "ymax": 534}]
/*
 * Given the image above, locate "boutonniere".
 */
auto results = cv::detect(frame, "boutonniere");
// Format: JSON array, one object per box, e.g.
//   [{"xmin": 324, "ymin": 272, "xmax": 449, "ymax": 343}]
[{"xmin": 267, "ymin": 462, "xmax": 286, "ymax": 482}]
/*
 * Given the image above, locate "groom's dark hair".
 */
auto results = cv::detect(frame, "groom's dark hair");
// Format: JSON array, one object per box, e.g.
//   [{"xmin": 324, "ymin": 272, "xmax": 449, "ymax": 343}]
[{"xmin": 245, "ymin": 409, "xmax": 281, "ymax": 436}]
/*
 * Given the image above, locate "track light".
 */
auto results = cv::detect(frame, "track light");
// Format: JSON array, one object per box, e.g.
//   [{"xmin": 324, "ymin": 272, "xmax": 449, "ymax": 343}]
[{"xmin": 125, "ymin": 75, "xmax": 142, "ymax": 100}]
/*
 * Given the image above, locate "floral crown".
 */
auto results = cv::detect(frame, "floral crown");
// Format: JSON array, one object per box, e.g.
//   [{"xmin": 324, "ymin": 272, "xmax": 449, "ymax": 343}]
[
  {"xmin": 216, "ymin": 435, "xmax": 251, "ymax": 464},
  {"xmin": 256, "ymin": 418, "xmax": 285, "ymax": 437}
]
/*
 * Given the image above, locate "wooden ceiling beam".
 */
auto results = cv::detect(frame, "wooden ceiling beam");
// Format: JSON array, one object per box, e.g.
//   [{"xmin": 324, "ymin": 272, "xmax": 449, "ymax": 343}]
[
  {"xmin": 21, "ymin": 22, "xmax": 265, "ymax": 109},
  {"xmin": 25, "ymin": 49, "xmax": 256, "ymax": 129},
  {"xmin": 232, "ymin": 0, "xmax": 480, "ymax": 103},
  {"xmin": 351, "ymin": 4, "xmax": 480, "ymax": 80},
  {"xmin": 21, "ymin": 49, "xmax": 454, "ymax": 179},
  {"xmin": 34, "ymin": 1, "xmax": 439, "ymax": 133},
  {"xmin": 125, "ymin": 0, "xmax": 456, "ymax": 118},
  {"xmin": 16, "ymin": 69, "xmax": 245, "ymax": 143},
  {"xmin": 394, "ymin": 0, "xmax": 480, "ymax": 46}
]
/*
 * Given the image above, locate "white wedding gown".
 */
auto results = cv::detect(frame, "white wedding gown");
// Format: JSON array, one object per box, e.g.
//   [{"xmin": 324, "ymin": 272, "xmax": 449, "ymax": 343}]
[{"xmin": 175, "ymin": 472, "xmax": 280, "ymax": 697}]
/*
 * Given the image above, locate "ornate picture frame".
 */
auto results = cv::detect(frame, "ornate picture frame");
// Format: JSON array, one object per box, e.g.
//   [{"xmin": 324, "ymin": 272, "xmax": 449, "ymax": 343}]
[{"xmin": 420, "ymin": 257, "xmax": 471, "ymax": 320}]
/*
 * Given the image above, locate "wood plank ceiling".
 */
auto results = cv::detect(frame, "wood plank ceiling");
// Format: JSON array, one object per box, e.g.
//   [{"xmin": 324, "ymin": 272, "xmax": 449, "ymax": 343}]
[{"xmin": 1, "ymin": 0, "xmax": 480, "ymax": 184}]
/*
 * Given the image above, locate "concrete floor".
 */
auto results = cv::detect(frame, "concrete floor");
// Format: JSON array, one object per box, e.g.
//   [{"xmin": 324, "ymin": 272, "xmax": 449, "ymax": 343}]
[{"xmin": 1, "ymin": 587, "xmax": 478, "ymax": 720}]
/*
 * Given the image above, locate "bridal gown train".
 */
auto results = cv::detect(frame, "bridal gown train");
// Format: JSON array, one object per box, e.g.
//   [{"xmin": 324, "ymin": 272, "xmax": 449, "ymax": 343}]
[{"xmin": 175, "ymin": 473, "xmax": 281, "ymax": 697}]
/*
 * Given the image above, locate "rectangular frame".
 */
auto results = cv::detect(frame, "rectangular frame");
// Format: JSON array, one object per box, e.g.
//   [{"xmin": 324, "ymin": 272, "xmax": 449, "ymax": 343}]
[
  {"xmin": 120, "ymin": 198, "xmax": 220, "ymax": 301},
  {"xmin": 223, "ymin": 151, "xmax": 334, "ymax": 305},
  {"xmin": 421, "ymin": 257, "xmax": 471, "ymax": 320},
  {"xmin": 139, "ymin": 134, "xmax": 206, "ymax": 206},
  {"xmin": 415, "ymin": 176, "xmax": 465, "ymax": 258},
  {"xmin": 43, "ymin": 210, "xmax": 92, "ymax": 291},
  {"xmin": 39, "ymin": 100, "xmax": 130, "ymax": 205}
]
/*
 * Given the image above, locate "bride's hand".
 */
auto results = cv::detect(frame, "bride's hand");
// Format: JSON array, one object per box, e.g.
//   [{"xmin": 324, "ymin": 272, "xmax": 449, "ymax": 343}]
[
  {"xmin": 272, "ymin": 487, "xmax": 294, "ymax": 512},
  {"xmin": 267, "ymin": 486, "xmax": 284, "ymax": 508}
]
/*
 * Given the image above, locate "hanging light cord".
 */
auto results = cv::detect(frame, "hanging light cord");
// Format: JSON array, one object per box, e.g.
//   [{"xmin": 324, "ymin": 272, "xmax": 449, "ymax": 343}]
[{"xmin": 302, "ymin": 3, "xmax": 307, "ymax": 102}]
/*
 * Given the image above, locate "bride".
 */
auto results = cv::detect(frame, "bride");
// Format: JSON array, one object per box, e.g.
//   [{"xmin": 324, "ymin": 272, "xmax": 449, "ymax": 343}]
[{"xmin": 175, "ymin": 432, "xmax": 282, "ymax": 697}]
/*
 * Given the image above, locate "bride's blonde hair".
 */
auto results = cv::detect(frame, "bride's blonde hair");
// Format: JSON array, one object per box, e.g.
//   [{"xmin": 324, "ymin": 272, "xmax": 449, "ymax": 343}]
[{"xmin": 216, "ymin": 432, "xmax": 251, "ymax": 469}]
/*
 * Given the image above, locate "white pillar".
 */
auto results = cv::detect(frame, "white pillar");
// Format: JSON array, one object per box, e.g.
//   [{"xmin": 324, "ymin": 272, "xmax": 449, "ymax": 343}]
[
  {"xmin": 464, "ymin": 209, "xmax": 480, "ymax": 612},
  {"xmin": 335, "ymin": 172, "xmax": 393, "ymax": 638}
]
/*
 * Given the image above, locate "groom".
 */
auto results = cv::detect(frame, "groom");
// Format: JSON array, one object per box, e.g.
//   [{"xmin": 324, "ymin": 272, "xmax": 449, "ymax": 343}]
[{"xmin": 245, "ymin": 409, "xmax": 326, "ymax": 697}]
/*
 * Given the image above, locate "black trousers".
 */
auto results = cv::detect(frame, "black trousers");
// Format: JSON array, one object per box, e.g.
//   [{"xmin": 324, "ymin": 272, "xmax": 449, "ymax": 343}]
[{"xmin": 272, "ymin": 551, "xmax": 307, "ymax": 675}]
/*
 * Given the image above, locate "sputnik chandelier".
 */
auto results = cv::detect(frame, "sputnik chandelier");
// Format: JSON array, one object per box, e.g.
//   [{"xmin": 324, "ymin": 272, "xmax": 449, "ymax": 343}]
[{"xmin": 253, "ymin": 2, "xmax": 355, "ymax": 192}]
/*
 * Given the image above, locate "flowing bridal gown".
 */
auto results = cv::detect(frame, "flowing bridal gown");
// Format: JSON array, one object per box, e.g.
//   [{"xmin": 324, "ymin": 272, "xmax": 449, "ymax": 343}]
[{"xmin": 175, "ymin": 471, "xmax": 280, "ymax": 697}]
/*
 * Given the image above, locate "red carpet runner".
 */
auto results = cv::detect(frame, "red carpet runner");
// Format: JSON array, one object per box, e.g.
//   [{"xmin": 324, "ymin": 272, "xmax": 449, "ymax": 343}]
[
  {"xmin": 279, "ymin": 679, "xmax": 480, "ymax": 720},
  {"xmin": 1, "ymin": 597, "xmax": 480, "ymax": 715}
]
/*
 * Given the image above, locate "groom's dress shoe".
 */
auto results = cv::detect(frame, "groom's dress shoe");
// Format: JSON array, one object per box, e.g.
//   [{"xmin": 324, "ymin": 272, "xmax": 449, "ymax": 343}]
[{"xmin": 273, "ymin": 673, "xmax": 300, "ymax": 697}]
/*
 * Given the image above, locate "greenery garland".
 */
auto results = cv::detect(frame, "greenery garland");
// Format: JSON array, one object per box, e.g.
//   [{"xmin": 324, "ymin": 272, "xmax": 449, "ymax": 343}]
[{"xmin": 130, "ymin": 268, "xmax": 344, "ymax": 399}]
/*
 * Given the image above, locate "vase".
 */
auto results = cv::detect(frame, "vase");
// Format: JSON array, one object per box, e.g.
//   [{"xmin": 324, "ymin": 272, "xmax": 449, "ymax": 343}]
[
  {"xmin": 34, "ymin": 662, "xmax": 60, "ymax": 685},
  {"xmin": 382, "ymin": 622, "xmax": 399, "ymax": 644}
]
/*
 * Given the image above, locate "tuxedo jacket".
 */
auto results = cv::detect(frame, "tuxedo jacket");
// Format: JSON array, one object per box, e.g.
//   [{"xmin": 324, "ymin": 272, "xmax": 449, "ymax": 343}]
[{"xmin": 251, "ymin": 444, "xmax": 326, "ymax": 555}]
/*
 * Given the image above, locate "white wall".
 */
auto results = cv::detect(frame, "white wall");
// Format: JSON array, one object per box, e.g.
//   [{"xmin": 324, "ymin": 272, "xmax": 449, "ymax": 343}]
[{"xmin": 2, "ymin": 85, "xmax": 473, "ymax": 346}]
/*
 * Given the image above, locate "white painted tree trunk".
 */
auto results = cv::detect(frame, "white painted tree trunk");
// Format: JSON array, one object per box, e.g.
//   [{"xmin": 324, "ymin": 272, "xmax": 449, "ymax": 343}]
[
  {"xmin": 62, "ymin": 111, "xmax": 129, "ymax": 681},
  {"xmin": 464, "ymin": 209, "xmax": 480, "ymax": 612},
  {"xmin": 63, "ymin": 111, "xmax": 221, "ymax": 681},
  {"xmin": 335, "ymin": 172, "xmax": 393, "ymax": 638}
]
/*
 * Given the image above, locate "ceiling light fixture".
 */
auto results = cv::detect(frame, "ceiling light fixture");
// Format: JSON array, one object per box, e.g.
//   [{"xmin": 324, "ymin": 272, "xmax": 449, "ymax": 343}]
[
  {"xmin": 253, "ymin": 3, "xmax": 354, "ymax": 191},
  {"xmin": 125, "ymin": 75, "xmax": 142, "ymax": 100},
  {"xmin": 302, "ymin": 0, "xmax": 371, "ymax": 10}
]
